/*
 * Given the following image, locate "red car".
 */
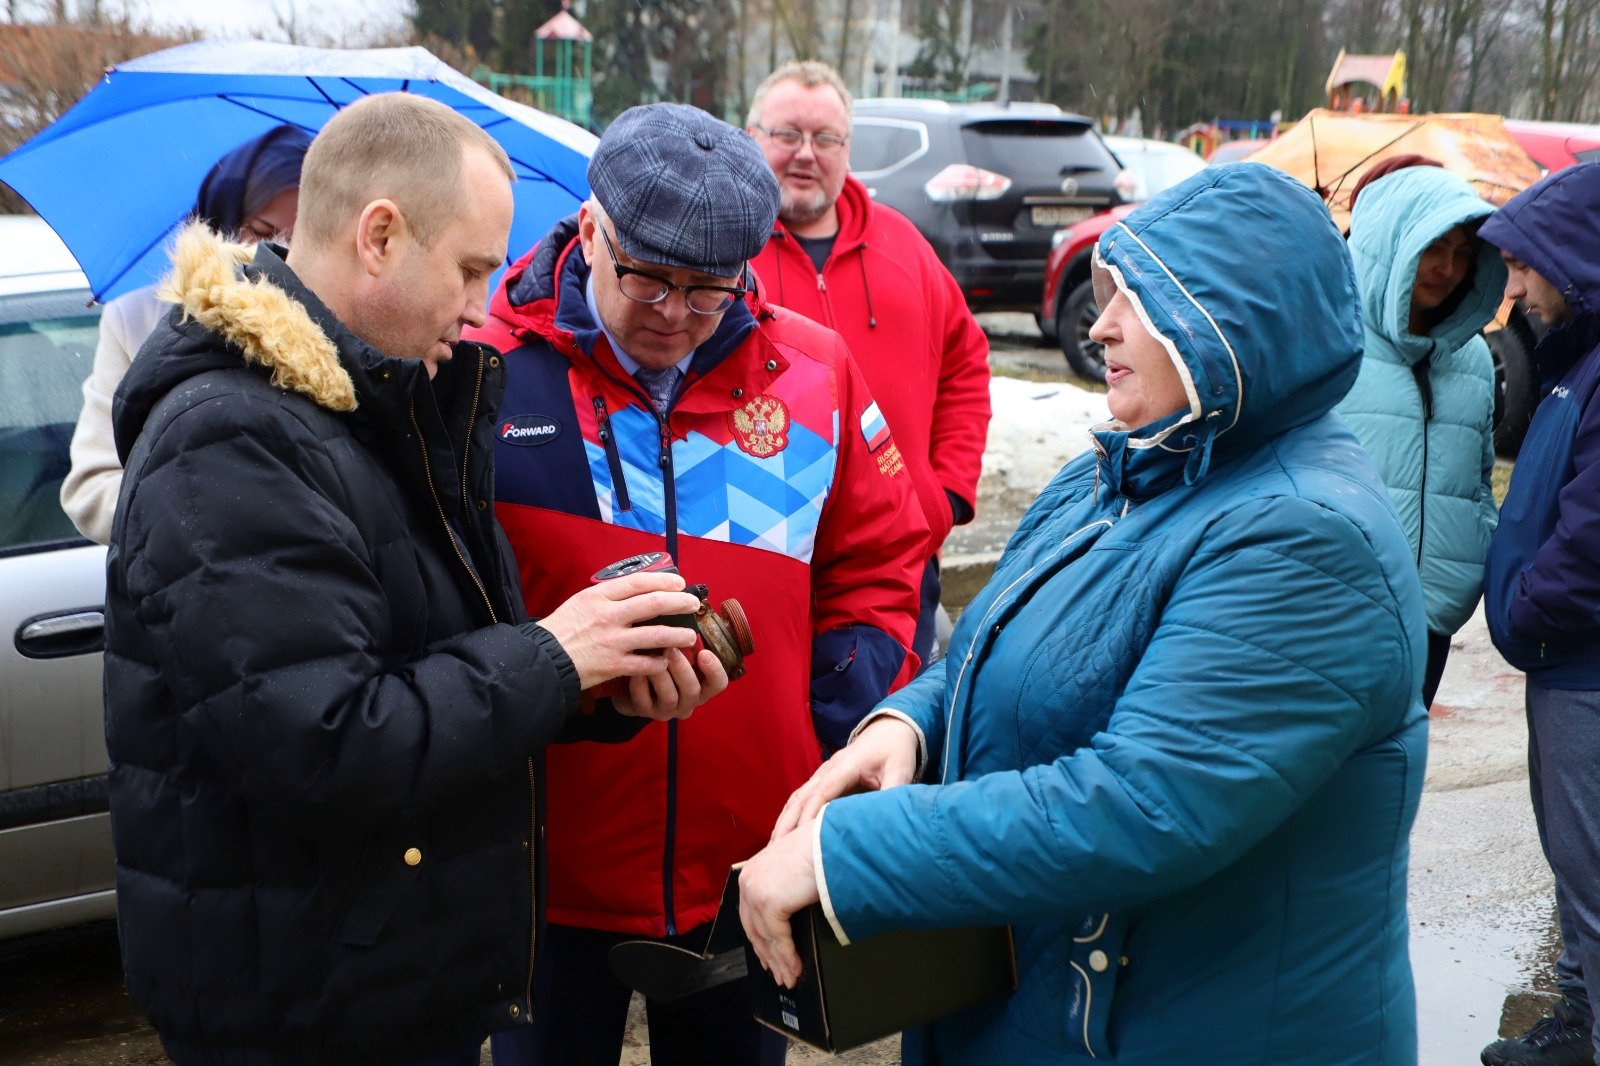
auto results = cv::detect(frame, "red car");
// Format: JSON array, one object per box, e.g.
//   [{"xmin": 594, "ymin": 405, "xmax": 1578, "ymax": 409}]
[
  {"xmin": 1205, "ymin": 137, "xmax": 1272, "ymax": 165},
  {"xmin": 1037, "ymin": 204, "xmax": 1133, "ymax": 381},
  {"xmin": 1502, "ymin": 119, "xmax": 1600, "ymax": 173}
]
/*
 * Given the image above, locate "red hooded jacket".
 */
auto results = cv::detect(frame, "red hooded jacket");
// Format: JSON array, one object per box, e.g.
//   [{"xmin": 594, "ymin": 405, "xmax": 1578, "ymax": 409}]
[
  {"xmin": 466, "ymin": 220, "xmax": 927, "ymax": 936},
  {"xmin": 749, "ymin": 175, "xmax": 991, "ymax": 552}
]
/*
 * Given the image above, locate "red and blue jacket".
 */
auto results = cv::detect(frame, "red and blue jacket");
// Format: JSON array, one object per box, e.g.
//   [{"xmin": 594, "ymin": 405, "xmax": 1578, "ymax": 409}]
[{"xmin": 467, "ymin": 218, "xmax": 927, "ymax": 936}]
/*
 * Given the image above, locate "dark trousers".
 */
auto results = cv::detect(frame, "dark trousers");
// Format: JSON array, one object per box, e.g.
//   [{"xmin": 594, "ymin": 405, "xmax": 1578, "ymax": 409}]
[
  {"xmin": 912, "ymin": 557, "xmax": 942, "ymax": 667},
  {"xmin": 1421, "ymin": 630, "xmax": 1451, "ymax": 708},
  {"xmin": 490, "ymin": 922, "xmax": 787, "ymax": 1066},
  {"xmin": 161, "ymin": 1036, "xmax": 481, "ymax": 1066},
  {"xmin": 1526, "ymin": 683, "xmax": 1600, "ymax": 1055}
]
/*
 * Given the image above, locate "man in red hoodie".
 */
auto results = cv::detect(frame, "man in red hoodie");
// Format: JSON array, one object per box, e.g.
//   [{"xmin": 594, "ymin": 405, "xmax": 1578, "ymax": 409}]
[
  {"xmin": 747, "ymin": 60, "xmax": 992, "ymax": 663},
  {"xmin": 471, "ymin": 103, "xmax": 926, "ymax": 1066}
]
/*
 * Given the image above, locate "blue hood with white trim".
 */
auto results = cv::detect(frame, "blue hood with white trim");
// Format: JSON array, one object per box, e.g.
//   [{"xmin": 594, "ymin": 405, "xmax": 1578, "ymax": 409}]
[{"xmin": 1093, "ymin": 163, "xmax": 1364, "ymax": 496}]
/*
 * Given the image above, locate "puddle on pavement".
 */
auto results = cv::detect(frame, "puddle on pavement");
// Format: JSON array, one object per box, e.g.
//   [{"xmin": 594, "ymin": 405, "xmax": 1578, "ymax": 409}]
[
  {"xmin": 1414, "ymin": 899, "xmax": 1564, "ymax": 1064},
  {"xmin": 0, "ymin": 909, "xmax": 1576, "ymax": 1064},
  {"xmin": 0, "ymin": 918, "xmax": 159, "ymax": 1063}
]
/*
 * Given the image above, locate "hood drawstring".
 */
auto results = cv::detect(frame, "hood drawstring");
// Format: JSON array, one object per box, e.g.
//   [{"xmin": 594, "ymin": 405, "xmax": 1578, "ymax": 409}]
[
  {"xmin": 1182, "ymin": 419, "xmax": 1222, "ymax": 486},
  {"xmin": 1411, "ymin": 345, "xmax": 1436, "ymax": 419},
  {"xmin": 773, "ymin": 231, "xmax": 789, "ymax": 308},
  {"xmin": 1564, "ymin": 281, "xmax": 1587, "ymax": 318},
  {"xmin": 1091, "ymin": 436, "xmax": 1111, "ymax": 504},
  {"xmin": 856, "ymin": 244, "xmax": 878, "ymax": 329}
]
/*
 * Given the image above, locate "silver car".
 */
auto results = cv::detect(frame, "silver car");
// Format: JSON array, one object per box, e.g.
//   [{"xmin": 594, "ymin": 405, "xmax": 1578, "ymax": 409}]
[
  {"xmin": 0, "ymin": 213, "xmax": 114, "ymax": 938},
  {"xmin": 1102, "ymin": 135, "xmax": 1208, "ymax": 202}
]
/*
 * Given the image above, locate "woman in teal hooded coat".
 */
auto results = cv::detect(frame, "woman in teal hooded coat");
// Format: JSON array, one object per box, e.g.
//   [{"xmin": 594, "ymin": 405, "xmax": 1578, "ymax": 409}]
[
  {"xmin": 1337, "ymin": 161, "xmax": 1505, "ymax": 706},
  {"xmin": 738, "ymin": 163, "xmax": 1428, "ymax": 1065}
]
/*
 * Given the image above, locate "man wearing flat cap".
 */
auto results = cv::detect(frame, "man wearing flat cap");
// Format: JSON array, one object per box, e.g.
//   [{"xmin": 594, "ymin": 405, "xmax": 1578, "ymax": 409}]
[{"xmin": 470, "ymin": 102, "xmax": 927, "ymax": 1064}]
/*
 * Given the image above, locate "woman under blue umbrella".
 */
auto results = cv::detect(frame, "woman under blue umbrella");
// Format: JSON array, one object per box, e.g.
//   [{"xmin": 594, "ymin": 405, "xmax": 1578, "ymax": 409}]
[{"xmin": 60, "ymin": 124, "xmax": 311, "ymax": 544}]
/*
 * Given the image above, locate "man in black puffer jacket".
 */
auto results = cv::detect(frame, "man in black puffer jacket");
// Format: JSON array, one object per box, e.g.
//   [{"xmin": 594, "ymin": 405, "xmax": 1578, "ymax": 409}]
[{"xmin": 104, "ymin": 94, "xmax": 728, "ymax": 1065}]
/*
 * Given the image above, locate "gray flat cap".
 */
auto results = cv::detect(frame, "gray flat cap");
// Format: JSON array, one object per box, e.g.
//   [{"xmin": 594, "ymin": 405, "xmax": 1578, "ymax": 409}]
[{"xmin": 588, "ymin": 102, "xmax": 781, "ymax": 278}]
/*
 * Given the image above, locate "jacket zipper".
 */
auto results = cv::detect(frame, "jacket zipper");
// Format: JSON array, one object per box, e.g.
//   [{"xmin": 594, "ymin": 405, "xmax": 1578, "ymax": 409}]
[
  {"xmin": 1413, "ymin": 350, "xmax": 1434, "ymax": 570},
  {"xmin": 941, "ymin": 516, "xmax": 1117, "ymax": 782},
  {"xmin": 658, "ymin": 415, "xmax": 680, "ymax": 561},
  {"xmin": 663, "ymin": 720, "xmax": 680, "ymax": 936},
  {"xmin": 815, "ymin": 271, "xmax": 836, "ymax": 330},
  {"xmin": 1416, "ymin": 414, "xmax": 1428, "ymax": 569},
  {"xmin": 408, "ymin": 401, "xmax": 497, "ymax": 626},
  {"xmin": 472, "ymin": 344, "xmax": 539, "ymax": 1016},
  {"xmin": 593, "ymin": 396, "xmax": 632, "ymax": 511},
  {"xmin": 524, "ymin": 756, "xmax": 538, "ymax": 1010},
  {"xmin": 461, "ymin": 344, "xmax": 485, "ymax": 523},
  {"xmin": 409, "ymin": 381, "xmax": 536, "ymax": 1005},
  {"xmin": 657, "ymin": 408, "xmax": 681, "ymax": 935},
  {"xmin": 590, "ymin": 353, "xmax": 686, "ymax": 935}
]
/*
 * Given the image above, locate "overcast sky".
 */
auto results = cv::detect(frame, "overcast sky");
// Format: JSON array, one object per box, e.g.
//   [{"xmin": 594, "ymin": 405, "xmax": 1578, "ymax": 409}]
[{"xmin": 111, "ymin": 0, "xmax": 410, "ymax": 42}]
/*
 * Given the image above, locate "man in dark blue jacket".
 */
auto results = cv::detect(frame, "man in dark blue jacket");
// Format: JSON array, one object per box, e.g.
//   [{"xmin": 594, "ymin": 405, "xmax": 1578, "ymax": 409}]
[{"xmin": 1479, "ymin": 161, "xmax": 1600, "ymax": 1066}]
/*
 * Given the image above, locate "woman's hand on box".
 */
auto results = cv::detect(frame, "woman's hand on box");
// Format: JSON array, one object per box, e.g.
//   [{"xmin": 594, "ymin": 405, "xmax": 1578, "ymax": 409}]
[
  {"xmin": 770, "ymin": 716, "xmax": 919, "ymax": 840},
  {"xmin": 739, "ymin": 823, "xmax": 819, "ymax": 989}
]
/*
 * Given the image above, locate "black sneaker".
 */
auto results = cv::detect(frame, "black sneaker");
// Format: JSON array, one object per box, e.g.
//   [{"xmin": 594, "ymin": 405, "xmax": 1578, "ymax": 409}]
[{"xmin": 1482, "ymin": 1005, "xmax": 1596, "ymax": 1066}]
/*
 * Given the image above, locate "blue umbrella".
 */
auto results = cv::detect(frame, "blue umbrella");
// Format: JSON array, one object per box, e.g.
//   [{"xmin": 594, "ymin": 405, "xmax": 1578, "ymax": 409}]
[{"xmin": 0, "ymin": 39, "xmax": 597, "ymax": 302}]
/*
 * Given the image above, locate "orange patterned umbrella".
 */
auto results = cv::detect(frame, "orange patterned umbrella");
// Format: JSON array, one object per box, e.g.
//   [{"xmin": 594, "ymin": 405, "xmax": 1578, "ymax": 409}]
[{"xmin": 1246, "ymin": 109, "xmax": 1544, "ymax": 231}]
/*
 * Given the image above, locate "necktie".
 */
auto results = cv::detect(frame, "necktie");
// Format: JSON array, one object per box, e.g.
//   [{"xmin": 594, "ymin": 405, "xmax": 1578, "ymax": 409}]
[{"xmin": 635, "ymin": 366, "xmax": 678, "ymax": 415}]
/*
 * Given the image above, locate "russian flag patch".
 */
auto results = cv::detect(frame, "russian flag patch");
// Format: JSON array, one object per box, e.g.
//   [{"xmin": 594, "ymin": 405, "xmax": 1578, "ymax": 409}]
[{"xmin": 860, "ymin": 401, "xmax": 891, "ymax": 453}]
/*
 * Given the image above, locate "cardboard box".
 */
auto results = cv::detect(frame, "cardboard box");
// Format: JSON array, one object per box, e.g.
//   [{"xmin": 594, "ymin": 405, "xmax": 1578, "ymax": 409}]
[{"xmin": 610, "ymin": 868, "xmax": 1017, "ymax": 1054}]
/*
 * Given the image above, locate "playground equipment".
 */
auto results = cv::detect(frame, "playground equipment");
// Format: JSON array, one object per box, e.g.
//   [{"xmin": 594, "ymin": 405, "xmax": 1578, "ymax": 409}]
[
  {"xmin": 1326, "ymin": 50, "xmax": 1408, "ymax": 113},
  {"xmin": 473, "ymin": 1, "xmax": 594, "ymax": 128}
]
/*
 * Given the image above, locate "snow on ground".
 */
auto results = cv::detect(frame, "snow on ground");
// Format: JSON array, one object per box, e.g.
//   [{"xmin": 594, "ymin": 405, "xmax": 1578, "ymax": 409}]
[
  {"xmin": 982, "ymin": 376, "xmax": 1107, "ymax": 492},
  {"xmin": 948, "ymin": 376, "xmax": 1109, "ymax": 555}
]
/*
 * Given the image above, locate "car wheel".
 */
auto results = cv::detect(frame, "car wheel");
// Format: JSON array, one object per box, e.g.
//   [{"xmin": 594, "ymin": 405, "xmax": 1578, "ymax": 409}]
[
  {"xmin": 1488, "ymin": 316, "xmax": 1538, "ymax": 458},
  {"xmin": 1034, "ymin": 311, "xmax": 1058, "ymax": 345},
  {"xmin": 1057, "ymin": 279, "xmax": 1106, "ymax": 383}
]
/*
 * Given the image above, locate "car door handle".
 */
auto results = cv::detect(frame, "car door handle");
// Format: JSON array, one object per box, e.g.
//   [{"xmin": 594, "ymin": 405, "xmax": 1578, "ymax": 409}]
[{"xmin": 15, "ymin": 608, "xmax": 105, "ymax": 659}]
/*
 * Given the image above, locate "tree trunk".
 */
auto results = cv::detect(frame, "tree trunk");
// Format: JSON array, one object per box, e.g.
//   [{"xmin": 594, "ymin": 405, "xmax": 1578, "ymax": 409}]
[
  {"xmin": 839, "ymin": 0, "xmax": 857, "ymax": 80},
  {"xmin": 769, "ymin": 0, "xmax": 779, "ymax": 73},
  {"xmin": 1540, "ymin": 0, "xmax": 1558, "ymax": 118},
  {"xmin": 1278, "ymin": 0, "xmax": 1301, "ymax": 118}
]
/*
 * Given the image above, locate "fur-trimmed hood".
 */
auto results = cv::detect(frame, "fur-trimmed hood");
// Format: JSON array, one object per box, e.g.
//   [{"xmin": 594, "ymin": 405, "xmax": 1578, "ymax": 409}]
[
  {"xmin": 114, "ymin": 223, "xmax": 446, "ymax": 467},
  {"xmin": 156, "ymin": 222, "xmax": 355, "ymax": 412}
]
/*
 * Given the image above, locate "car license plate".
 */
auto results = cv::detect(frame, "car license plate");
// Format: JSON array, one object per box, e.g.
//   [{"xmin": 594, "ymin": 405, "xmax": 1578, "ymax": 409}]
[{"xmin": 1031, "ymin": 205, "xmax": 1093, "ymax": 227}]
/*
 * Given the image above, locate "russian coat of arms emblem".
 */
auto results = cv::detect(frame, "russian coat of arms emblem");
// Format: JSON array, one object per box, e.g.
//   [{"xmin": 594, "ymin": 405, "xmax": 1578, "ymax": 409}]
[{"xmin": 728, "ymin": 394, "xmax": 790, "ymax": 458}]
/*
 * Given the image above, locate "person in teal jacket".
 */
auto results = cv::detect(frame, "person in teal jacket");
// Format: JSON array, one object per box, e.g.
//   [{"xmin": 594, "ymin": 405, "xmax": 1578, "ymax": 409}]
[
  {"xmin": 1337, "ymin": 160, "xmax": 1505, "ymax": 706},
  {"xmin": 738, "ymin": 163, "xmax": 1429, "ymax": 1065}
]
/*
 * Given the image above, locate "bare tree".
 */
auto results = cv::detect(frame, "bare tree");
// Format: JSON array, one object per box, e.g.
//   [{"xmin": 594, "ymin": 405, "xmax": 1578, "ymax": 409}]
[
  {"xmin": 0, "ymin": 14, "xmax": 191, "ymax": 212},
  {"xmin": 1535, "ymin": 0, "xmax": 1600, "ymax": 118},
  {"xmin": 837, "ymin": 0, "xmax": 856, "ymax": 75},
  {"xmin": 272, "ymin": 0, "xmax": 307, "ymax": 45},
  {"xmin": 378, "ymin": 0, "xmax": 1600, "ymax": 131},
  {"xmin": 1459, "ymin": 0, "xmax": 1516, "ymax": 111},
  {"xmin": 906, "ymin": 0, "xmax": 970, "ymax": 90},
  {"xmin": 771, "ymin": 0, "xmax": 824, "ymax": 59}
]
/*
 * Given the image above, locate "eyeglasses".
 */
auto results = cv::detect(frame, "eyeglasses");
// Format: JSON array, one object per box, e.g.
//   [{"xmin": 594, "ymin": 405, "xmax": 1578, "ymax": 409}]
[
  {"xmin": 754, "ymin": 123, "xmax": 849, "ymax": 156},
  {"xmin": 597, "ymin": 224, "xmax": 747, "ymax": 315}
]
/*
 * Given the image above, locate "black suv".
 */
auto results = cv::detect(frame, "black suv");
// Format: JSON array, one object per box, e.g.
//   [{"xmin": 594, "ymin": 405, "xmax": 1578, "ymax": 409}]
[{"xmin": 849, "ymin": 99, "xmax": 1130, "ymax": 313}]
